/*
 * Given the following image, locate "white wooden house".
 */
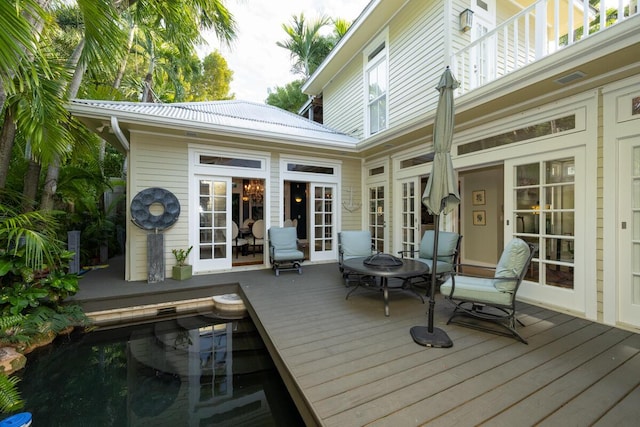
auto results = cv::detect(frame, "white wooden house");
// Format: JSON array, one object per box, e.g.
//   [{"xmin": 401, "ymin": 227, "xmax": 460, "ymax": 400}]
[{"xmin": 68, "ymin": 0, "xmax": 640, "ymax": 332}]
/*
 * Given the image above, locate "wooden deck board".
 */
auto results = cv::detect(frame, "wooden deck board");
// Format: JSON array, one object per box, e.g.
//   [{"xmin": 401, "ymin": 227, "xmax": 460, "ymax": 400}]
[
  {"xmin": 238, "ymin": 263, "xmax": 640, "ymax": 426},
  {"xmin": 541, "ymin": 350, "xmax": 640, "ymax": 426},
  {"xmin": 74, "ymin": 260, "xmax": 639, "ymax": 426},
  {"xmin": 322, "ymin": 318, "xmax": 597, "ymax": 426},
  {"xmin": 424, "ymin": 327, "xmax": 634, "ymax": 426}
]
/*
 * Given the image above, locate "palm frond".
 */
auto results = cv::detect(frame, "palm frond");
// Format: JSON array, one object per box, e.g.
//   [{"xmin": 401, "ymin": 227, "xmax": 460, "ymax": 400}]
[{"xmin": 0, "ymin": 374, "xmax": 23, "ymax": 413}]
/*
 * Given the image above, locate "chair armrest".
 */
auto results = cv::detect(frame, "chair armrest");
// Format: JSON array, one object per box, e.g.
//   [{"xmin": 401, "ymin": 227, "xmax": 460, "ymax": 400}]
[
  {"xmin": 445, "ymin": 264, "xmax": 520, "ymax": 296},
  {"xmin": 452, "ymin": 263, "xmax": 496, "ymax": 275},
  {"xmin": 397, "ymin": 246, "xmax": 417, "ymax": 259}
]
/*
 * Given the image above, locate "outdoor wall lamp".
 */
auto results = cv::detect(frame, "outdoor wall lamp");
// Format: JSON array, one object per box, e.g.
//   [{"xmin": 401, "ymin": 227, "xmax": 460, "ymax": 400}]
[
  {"xmin": 295, "ymin": 196, "xmax": 302, "ymax": 203},
  {"xmin": 459, "ymin": 8, "xmax": 474, "ymax": 32}
]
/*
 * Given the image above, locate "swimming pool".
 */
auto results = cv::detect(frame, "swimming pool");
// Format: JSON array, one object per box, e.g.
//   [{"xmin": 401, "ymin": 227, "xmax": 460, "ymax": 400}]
[{"xmin": 16, "ymin": 313, "xmax": 303, "ymax": 426}]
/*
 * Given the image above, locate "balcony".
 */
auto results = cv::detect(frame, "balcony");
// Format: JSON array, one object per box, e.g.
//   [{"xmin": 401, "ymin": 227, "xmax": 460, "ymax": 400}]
[{"xmin": 452, "ymin": 0, "xmax": 639, "ymax": 96}]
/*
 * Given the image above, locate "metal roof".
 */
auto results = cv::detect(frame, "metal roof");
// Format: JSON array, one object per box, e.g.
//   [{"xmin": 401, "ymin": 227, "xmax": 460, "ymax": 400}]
[{"xmin": 68, "ymin": 99, "xmax": 358, "ymax": 146}]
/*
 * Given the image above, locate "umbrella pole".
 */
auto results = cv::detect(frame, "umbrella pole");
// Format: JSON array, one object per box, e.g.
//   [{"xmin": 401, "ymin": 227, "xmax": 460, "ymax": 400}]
[{"xmin": 410, "ymin": 214, "xmax": 453, "ymax": 348}]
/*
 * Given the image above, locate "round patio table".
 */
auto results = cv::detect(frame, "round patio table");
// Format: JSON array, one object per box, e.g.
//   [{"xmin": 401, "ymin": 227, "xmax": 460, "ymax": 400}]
[{"xmin": 342, "ymin": 255, "xmax": 430, "ymax": 316}]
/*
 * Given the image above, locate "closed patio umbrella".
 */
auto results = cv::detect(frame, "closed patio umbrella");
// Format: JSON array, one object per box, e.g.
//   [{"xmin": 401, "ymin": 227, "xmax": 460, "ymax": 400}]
[{"xmin": 410, "ymin": 67, "xmax": 460, "ymax": 348}]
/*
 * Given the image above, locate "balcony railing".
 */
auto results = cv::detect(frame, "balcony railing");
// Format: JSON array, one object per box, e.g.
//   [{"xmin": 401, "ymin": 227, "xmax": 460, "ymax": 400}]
[{"xmin": 451, "ymin": 0, "xmax": 638, "ymax": 96}]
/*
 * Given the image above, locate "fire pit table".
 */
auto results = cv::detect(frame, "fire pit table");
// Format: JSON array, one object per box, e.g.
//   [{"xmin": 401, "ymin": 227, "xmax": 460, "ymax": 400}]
[{"xmin": 342, "ymin": 253, "xmax": 430, "ymax": 316}]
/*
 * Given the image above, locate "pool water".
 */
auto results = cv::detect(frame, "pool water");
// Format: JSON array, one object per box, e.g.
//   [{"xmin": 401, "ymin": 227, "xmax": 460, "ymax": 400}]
[{"xmin": 16, "ymin": 313, "xmax": 304, "ymax": 426}]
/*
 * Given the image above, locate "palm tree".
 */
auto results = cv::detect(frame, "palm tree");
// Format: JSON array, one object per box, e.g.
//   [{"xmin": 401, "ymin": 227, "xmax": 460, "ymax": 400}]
[
  {"xmin": 0, "ymin": 0, "xmax": 49, "ymax": 114},
  {"xmin": 0, "ymin": 0, "xmax": 237, "ymax": 210},
  {"xmin": 38, "ymin": 0, "xmax": 237, "ymax": 209},
  {"xmin": 277, "ymin": 13, "xmax": 332, "ymax": 79}
]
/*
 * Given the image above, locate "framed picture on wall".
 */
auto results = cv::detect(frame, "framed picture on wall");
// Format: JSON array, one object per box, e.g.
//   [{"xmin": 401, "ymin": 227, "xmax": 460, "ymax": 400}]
[
  {"xmin": 473, "ymin": 210, "xmax": 486, "ymax": 226},
  {"xmin": 472, "ymin": 190, "xmax": 485, "ymax": 205}
]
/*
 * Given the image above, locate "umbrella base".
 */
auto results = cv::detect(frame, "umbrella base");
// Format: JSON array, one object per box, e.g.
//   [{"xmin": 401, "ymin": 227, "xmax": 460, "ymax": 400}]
[{"xmin": 410, "ymin": 326, "xmax": 453, "ymax": 348}]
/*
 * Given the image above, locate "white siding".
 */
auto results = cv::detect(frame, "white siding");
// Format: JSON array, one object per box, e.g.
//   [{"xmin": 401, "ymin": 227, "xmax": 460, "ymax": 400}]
[
  {"xmin": 323, "ymin": 59, "xmax": 364, "ymax": 139},
  {"xmin": 268, "ymin": 154, "xmax": 281, "ymax": 228},
  {"xmin": 128, "ymin": 131, "xmax": 190, "ymax": 281},
  {"xmin": 325, "ymin": 0, "xmax": 454, "ymax": 138},
  {"xmin": 388, "ymin": 0, "xmax": 444, "ymax": 128},
  {"xmin": 341, "ymin": 157, "xmax": 363, "ymax": 230}
]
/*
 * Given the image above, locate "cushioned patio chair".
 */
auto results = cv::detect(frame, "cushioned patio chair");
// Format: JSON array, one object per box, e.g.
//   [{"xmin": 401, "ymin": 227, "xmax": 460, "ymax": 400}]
[
  {"xmin": 398, "ymin": 230, "xmax": 462, "ymax": 294},
  {"xmin": 268, "ymin": 227, "xmax": 304, "ymax": 276},
  {"xmin": 338, "ymin": 230, "xmax": 377, "ymax": 286},
  {"xmin": 440, "ymin": 238, "xmax": 536, "ymax": 344}
]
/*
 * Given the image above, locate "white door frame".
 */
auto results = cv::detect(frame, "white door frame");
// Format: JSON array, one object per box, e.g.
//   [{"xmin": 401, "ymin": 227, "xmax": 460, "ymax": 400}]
[
  {"xmin": 192, "ymin": 175, "xmax": 233, "ymax": 272},
  {"xmin": 603, "ymin": 75, "xmax": 640, "ymax": 329},
  {"xmin": 309, "ymin": 183, "xmax": 338, "ymax": 261},
  {"xmin": 616, "ymin": 136, "xmax": 640, "ymax": 327},
  {"xmin": 505, "ymin": 147, "xmax": 586, "ymax": 314},
  {"xmin": 189, "ymin": 145, "xmax": 270, "ymax": 273},
  {"xmin": 280, "ymin": 156, "xmax": 341, "ymax": 262},
  {"xmin": 364, "ymin": 158, "xmax": 390, "ymax": 253},
  {"xmin": 394, "ymin": 176, "xmax": 421, "ymax": 254}
]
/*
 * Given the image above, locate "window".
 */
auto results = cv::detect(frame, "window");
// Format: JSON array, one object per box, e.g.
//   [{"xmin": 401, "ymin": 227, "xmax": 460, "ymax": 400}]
[
  {"xmin": 365, "ymin": 31, "xmax": 389, "ymax": 136},
  {"xmin": 400, "ymin": 153, "xmax": 434, "ymax": 169},
  {"xmin": 199, "ymin": 155, "xmax": 261, "ymax": 169},
  {"xmin": 286, "ymin": 164, "xmax": 334, "ymax": 175},
  {"xmin": 458, "ymin": 115, "xmax": 576, "ymax": 155}
]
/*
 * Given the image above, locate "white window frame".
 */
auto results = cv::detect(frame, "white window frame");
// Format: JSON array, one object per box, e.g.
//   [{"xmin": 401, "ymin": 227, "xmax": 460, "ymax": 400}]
[{"xmin": 364, "ymin": 29, "xmax": 389, "ymax": 137}]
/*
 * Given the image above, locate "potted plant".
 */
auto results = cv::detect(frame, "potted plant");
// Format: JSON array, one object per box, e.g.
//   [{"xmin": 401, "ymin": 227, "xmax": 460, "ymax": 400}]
[{"xmin": 171, "ymin": 246, "xmax": 193, "ymax": 280}]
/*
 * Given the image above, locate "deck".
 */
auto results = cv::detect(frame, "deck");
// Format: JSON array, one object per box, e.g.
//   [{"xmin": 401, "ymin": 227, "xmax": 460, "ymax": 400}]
[{"xmin": 72, "ymin": 260, "xmax": 640, "ymax": 426}]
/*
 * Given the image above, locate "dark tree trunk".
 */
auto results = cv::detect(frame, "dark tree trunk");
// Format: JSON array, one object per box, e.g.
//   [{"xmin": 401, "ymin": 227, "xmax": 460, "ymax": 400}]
[
  {"xmin": 22, "ymin": 159, "xmax": 41, "ymax": 212},
  {"xmin": 0, "ymin": 110, "xmax": 17, "ymax": 189}
]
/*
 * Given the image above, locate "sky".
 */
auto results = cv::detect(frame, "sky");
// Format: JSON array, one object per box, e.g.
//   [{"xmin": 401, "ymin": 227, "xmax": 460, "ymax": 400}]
[{"xmin": 198, "ymin": 0, "xmax": 371, "ymax": 103}]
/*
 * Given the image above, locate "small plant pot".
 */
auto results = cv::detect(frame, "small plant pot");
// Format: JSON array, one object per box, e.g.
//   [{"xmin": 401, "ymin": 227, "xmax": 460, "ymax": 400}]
[{"xmin": 172, "ymin": 265, "xmax": 192, "ymax": 281}]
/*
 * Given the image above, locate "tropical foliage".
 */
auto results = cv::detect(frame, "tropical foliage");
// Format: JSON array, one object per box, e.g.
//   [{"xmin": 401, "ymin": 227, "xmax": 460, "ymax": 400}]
[
  {"xmin": 0, "ymin": 0, "xmax": 238, "ymax": 413},
  {"xmin": 268, "ymin": 14, "xmax": 351, "ymax": 113}
]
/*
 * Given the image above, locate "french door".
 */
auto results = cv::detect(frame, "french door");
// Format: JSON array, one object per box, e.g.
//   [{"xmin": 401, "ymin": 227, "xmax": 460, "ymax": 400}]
[
  {"xmin": 618, "ymin": 136, "xmax": 640, "ymax": 327},
  {"xmin": 470, "ymin": 0, "xmax": 496, "ymax": 88},
  {"xmin": 194, "ymin": 176, "xmax": 232, "ymax": 271},
  {"xmin": 506, "ymin": 148, "xmax": 585, "ymax": 312},
  {"xmin": 398, "ymin": 178, "xmax": 421, "ymax": 253},
  {"xmin": 310, "ymin": 183, "xmax": 337, "ymax": 261},
  {"xmin": 368, "ymin": 184, "xmax": 387, "ymax": 253}
]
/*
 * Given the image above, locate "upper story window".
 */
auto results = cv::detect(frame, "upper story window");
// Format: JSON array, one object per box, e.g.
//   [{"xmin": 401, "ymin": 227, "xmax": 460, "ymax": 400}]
[{"xmin": 364, "ymin": 30, "xmax": 389, "ymax": 137}]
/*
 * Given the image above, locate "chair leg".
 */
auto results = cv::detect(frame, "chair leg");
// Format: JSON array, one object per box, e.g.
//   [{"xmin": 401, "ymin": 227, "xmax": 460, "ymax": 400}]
[{"xmin": 445, "ymin": 301, "xmax": 528, "ymax": 344}]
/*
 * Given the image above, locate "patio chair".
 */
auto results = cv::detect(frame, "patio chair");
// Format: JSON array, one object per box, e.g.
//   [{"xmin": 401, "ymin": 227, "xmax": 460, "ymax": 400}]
[
  {"xmin": 231, "ymin": 221, "xmax": 248, "ymax": 258},
  {"xmin": 440, "ymin": 238, "xmax": 536, "ymax": 344},
  {"xmin": 398, "ymin": 230, "xmax": 462, "ymax": 294},
  {"xmin": 338, "ymin": 230, "xmax": 377, "ymax": 286},
  {"xmin": 250, "ymin": 219, "xmax": 265, "ymax": 256},
  {"xmin": 268, "ymin": 227, "xmax": 304, "ymax": 276}
]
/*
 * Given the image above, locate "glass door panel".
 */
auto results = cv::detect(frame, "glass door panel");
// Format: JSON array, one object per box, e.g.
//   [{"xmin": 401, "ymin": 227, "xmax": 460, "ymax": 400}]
[
  {"xmin": 508, "ymin": 149, "xmax": 584, "ymax": 313},
  {"xmin": 399, "ymin": 178, "xmax": 419, "ymax": 253},
  {"xmin": 513, "ymin": 158, "xmax": 575, "ymax": 289},
  {"xmin": 310, "ymin": 184, "xmax": 336, "ymax": 261},
  {"xmin": 619, "ymin": 138, "xmax": 640, "ymax": 326},
  {"xmin": 368, "ymin": 185, "xmax": 386, "ymax": 253},
  {"xmin": 196, "ymin": 176, "xmax": 231, "ymax": 271}
]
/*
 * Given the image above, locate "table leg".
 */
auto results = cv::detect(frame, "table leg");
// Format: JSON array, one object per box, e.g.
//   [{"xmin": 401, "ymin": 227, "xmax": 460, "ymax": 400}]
[{"xmin": 382, "ymin": 277, "xmax": 389, "ymax": 316}]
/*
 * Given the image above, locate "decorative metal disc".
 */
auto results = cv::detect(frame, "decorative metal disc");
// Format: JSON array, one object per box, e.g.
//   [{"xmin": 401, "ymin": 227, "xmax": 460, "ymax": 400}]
[{"xmin": 130, "ymin": 187, "xmax": 181, "ymax": 230}]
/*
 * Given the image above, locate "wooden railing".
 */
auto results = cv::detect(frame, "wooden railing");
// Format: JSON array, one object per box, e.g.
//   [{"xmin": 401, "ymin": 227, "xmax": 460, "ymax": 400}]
[{"xmin": 451, "ymin": 0, "xmax": 638, "ymax": 95}]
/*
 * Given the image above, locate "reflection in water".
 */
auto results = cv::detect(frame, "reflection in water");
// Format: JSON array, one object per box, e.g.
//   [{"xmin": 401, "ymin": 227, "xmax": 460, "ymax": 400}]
[{"xmin": 17, "ymin": 315, "xmax": 303, "ymax": 426}]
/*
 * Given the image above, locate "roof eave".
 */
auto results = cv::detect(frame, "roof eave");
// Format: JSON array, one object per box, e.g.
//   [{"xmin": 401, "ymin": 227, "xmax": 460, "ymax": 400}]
[{"xmin": 67, "ymin": 102, "xmax": 358, "ymax": 151}]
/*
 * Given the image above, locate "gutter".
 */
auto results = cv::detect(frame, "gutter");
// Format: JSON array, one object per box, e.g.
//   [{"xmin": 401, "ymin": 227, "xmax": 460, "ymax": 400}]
[{"xmin": 111, "ymin": 116, "xmax": 129, "ymax": 152}]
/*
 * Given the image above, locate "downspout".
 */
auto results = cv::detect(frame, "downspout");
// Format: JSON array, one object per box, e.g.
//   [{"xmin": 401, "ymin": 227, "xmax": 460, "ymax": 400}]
[
  {"xmin": 111, "ymin": 115, "xmax": 129, "ymax": 152},
  {"xmin": 110, "ymin": 115, "xmax": 131, "ymax": 281}
]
